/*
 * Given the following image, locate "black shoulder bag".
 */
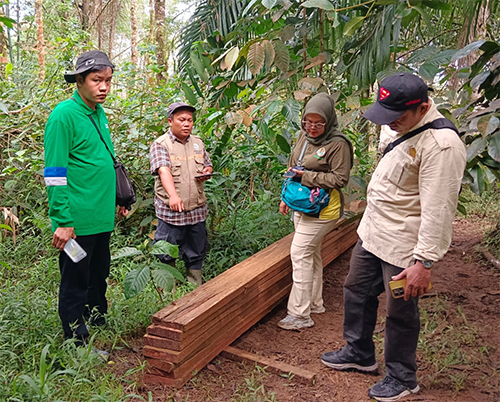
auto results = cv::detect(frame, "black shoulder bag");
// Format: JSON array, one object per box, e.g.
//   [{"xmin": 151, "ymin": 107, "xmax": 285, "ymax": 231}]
[
  {"xmin": 71, "ymin": 98, "xmax": 136, "ymax": 209},
  {"xmin": 382, "ymin": 118, "xmax": 460, "ymax": 157},
  {"xmin": 89, "ymin": 116, "xmax": 136, "ymax": 210}
]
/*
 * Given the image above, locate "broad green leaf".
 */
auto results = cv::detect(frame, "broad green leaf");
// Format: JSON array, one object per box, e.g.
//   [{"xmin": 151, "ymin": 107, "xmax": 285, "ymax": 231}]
[
  {"xmin": 262, "ymin": 40, "xmax": 275, "ymax": 67},
  {"xmin": 247, "ymin": 42, "xmax": 265, "ymax": 76},
  {"xmin": 343, "ymin": 17, "xmax": 364, "ymax": 37},
  {"xmin": 457, "ymin": 203, "xmax": 467, "ymax": 216},
  {"xmin": 301, "ymin": 0, "xmax": 334, "ymax": 10},
  {"xmin": 151, "ymin": 269, "xmax": 175, "ymax": 292},
  {"xmin": 470, "ymin": 71, "xmax": 490, "ymax": 89},
  {"xmin": 123, "ymin": 266, "xmax": 150, "ymax": 299},
  {"xmin": 466, "ymin": 137, "xmax": 487, "ymax": 163},
  {"xmin": 225, "ymin": 46, "xmax": 240, "ymax": 71},
  {"xmin": 488, "ymin": 131, "xmax": 500, "ymax": 163},
  {"xmin": 469, "ymin": 165, "xmax": 486, "ymax": 194},
  {"xmin": 477, "ymin": 115, "xmax": 492, "ymax": 136},
  {"xmin": 411, "ymin": 5, "xmax": 431, "ymax": 27},
  {"xmin": 486, "ymin": 116, "xmax": 500, "ymax": 136},
  {"xmin": 327, "ymin": 10, "xmax": 340, "ymax": 28},
  {"xmin": 451, "ymin": 41, "xmax": 486, "ymax": 62},
  {"xmin": 151, "ymin": 240, "xmax": 179, "ymax": 258},
  {"xmin": 4, "ymin": 180, "xmax": 16, "ymax": 189},
  {"xmin": 281, "ymin": 98, "xmax": 301, "ymax": 123},
  {"xmin": 419, "ymin": 63, "xmax": 440, "ymax": 81},
  {"xmin": 276, "ymin": 134, "xmax": 291, "ymax": 153},
  {"xmin": 181, "ymin": 83, "xmax": 198, "ymax": 106},
  {"xmin": 406, "ymin": 46, "xmax": 440, "ymax": 64},
  {"xmin": 111, "ymin": 247, "xmax": 143, "ymax": 260},
  {"xmin": 151, "ymin": 262, "xmax": 185, "ymax": 282},
  {"xmin": 273, "ymin": 40, "xmax": 290, "ymax": 72}
]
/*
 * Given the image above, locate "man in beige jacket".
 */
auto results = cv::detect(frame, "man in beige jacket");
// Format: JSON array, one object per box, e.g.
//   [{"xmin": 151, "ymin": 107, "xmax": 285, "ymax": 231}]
[{"xmin": 320, "ymin": 73, "xmax": 466, "ymax": 402}]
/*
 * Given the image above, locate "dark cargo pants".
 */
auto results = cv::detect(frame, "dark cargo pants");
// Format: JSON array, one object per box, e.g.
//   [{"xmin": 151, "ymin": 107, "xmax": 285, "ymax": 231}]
[
  {"xmin": 343, "ymin": 240, "xmax": 420, "ymax": 387},
  {"xmin": 59, "ymin": 231, "xmax": 111, "ymax": 345}
]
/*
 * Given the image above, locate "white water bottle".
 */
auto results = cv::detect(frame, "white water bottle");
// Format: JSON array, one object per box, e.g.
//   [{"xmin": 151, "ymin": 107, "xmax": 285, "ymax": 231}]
[{"xmin": 63, "ymin": 238, "xmax": 87, "ymax": 263}]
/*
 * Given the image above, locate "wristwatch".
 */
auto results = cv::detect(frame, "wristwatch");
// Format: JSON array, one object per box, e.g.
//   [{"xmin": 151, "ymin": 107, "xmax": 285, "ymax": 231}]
[{"xmin": 418, "ymin": 260, "xmax": 434, "ymax": 269}]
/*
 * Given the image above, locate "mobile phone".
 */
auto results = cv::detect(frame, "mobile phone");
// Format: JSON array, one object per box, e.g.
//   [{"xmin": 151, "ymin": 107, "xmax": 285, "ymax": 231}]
[
  {"xmin": 283, "ymin": 170, "xmax": 296, "ymax": 178},
  {"xmin": 389, "ymin": 278, "xmax": 433, "ymax": 299},
  {"xmin": 195, "ymin": 172, "xmax": 217, "ymax": 179}
]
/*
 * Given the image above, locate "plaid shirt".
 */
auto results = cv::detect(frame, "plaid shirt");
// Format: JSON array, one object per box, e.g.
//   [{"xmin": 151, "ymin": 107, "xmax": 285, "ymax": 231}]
[{"xmin": 150, "ymin": 130, "xmax": 212, "ymax": 226}]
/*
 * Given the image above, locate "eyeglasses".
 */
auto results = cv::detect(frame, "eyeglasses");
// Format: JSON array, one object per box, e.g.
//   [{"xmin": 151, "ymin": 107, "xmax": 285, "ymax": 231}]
[{"xmin": 302, "ymin": 120, "xmax": 326, "ymax": 129}]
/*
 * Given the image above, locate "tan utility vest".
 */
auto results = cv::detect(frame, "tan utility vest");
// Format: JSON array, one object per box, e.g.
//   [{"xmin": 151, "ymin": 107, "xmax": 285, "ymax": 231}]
[{"xmin": 154, "ymin": 133, "xmax": 207, "ymax": 212}]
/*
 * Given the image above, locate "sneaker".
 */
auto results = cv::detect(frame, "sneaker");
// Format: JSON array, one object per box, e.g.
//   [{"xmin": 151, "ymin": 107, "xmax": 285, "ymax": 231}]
[
  {"xmin": 368, "ymin": 376, "xmax": 420, "ymax": 402},
  {"xmin": 310, "ymin": 305, "xmax": 326, "ymax": 314},
  {"xmin": 277, "ymin": 315, "xmax": 314, "ymax": 330},
  {"xmin": 321, "ymin": 347, "xmax": 378, "ymax": 372}
]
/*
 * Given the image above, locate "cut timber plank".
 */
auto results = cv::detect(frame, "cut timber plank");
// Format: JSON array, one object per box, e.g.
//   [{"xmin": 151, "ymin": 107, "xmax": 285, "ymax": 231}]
[
  {"xmin": 221, "ymin": 346, "xmax": 316, "ymax": 385},
  {"xmin": 144, "ymin": 220, "xmax": 359, "ymax": 388}
]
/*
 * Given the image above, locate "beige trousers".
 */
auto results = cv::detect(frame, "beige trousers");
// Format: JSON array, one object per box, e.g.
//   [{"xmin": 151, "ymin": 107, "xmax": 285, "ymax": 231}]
[{"xmin": 287, "ymin": 212, "xmax": 338, "ymax": 319}]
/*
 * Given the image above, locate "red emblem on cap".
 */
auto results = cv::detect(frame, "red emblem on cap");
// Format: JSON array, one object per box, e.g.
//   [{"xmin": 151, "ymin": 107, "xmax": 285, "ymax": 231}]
[{"xmin": 379, "ymin": 87, "xmax": 390, "ymax": 100}]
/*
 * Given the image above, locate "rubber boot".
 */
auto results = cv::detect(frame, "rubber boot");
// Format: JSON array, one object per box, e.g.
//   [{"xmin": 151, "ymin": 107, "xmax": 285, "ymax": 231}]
[{"xmin": 187, "ymin": 269, "xmax": 203, "ymax": 287}]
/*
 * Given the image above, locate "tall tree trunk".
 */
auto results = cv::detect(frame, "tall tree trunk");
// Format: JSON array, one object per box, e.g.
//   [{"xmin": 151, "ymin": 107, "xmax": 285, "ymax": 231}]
[
  {"xmin": 80, "ymin": 0, "xmax": 90, "ymax": 30},
  {"xmin": 108, "ymin": 7, "xmax": 116, "ymax": 57},
  {"xmin": 130, "ymin": 0, "xmax": 138, "ymax": 65},
  {"xmin": 35, "ymin": 0, "xmax": 45, "ymax": 81},
  {"xmin": 154, "ymin": 0, "xmax": 166, "ymax": 82},
  {"xmin": 97, "ymin": 0, "xmax": 102, "ymax": 49}
]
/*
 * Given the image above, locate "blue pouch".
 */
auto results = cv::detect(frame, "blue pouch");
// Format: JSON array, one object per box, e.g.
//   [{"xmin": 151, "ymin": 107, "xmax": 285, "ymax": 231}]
[{"xmin": 281, "ymin": 178, "xmax": 330, "ymax": 216}]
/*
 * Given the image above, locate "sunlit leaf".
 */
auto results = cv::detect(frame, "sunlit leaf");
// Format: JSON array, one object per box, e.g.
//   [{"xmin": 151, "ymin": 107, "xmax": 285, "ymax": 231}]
[
  {"xmin": 151, "ymin": 269, "xmax": 175, "ymax": 292},
  {"xmin": 486, "ymin": 116, "xmax": 500, "ymax": 136},
  {"xmin": 470, "ymin": 71, "xmax": 490, "ymax": 89},
  {"xmin": 151, "ymin": 262, "xmax": 186, "ymax": 282},
  {"xmin": 225, "ymin": 111, "xmax": 244, "ymax": 125},
  {"xmin": 247, "ymin": 42, "xmax": 265, "ymax": 76},
  {"xmin": 345, "ymin": 96, "xmax": 360, "ymax": 109},
  {"xmin": 0, "ymin": 224, "xmax": 13, "ymax": 232},
  {"xmin": 225, "ymin": 46, "xmax": 240, "ymax": 70},
  {"xmin": 111, "ymin": 247, "xmax": 143, "ymax": 260},
  {"xmin": 301, "ymin": 0, "xmax": 335, "ymax": 11},
  {"xmin": 262, "ymin": 0, "xmax": 277, "ymax": 9},
  {"xmin": 298, "ymin": 77, "xmax": 324, "ymax": 91},
  {"xmin": 123, "ymin": 266, "xmax": 150, "ymax": 299}
]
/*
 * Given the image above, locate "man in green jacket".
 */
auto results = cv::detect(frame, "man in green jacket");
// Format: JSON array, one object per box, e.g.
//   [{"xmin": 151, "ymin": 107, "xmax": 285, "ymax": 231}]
[{"xmin": 44, "ymin": 50, "xmax": 127, "ymax": 347}]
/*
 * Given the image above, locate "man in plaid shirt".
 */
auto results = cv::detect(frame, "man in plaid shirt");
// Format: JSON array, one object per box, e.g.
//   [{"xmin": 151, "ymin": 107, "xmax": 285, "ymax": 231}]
[{"xmin": 149, "ymin": 102, "xmax": 213, "ymax": 286}]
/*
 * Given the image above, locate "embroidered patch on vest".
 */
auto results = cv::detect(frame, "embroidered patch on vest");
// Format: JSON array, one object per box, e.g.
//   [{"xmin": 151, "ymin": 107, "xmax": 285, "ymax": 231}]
[
  {"xmin": 409, "ymin": 147, "xmax": 416, "ymax": 157},
  {"xmin": 193, "ymin": 143, "xmax": 200, "ymax": 150},
  {"xmin": 316, "ymin": 147, "xmax": 326, "ymax": 157}
]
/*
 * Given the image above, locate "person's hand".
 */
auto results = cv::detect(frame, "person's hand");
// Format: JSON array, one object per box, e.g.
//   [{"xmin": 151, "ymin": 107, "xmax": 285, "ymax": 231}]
[
  {"xmin": 169, "ymin": 194, "xmax": 184, "ymax": 212},
  {"xmin": 117, "ymin": 206, "xmax": 129, "ymax": 217},
  {"xmin": 391, "ymin": 261, "xmax": 432, "ymax": 301},
  {"xmin": 292, "ymin": 168, "xmax": 304, "ymax": 178},
  {"xmin": 196, "ymin": 166, "xmax": 214, "ymax": 182},
  {"xmin": 52, "ymin": 227, "xmax": 75, "ymax": 251},
  {"xmin": 279, "ymin": 200, "xmax": 290, "ymax": 216}
]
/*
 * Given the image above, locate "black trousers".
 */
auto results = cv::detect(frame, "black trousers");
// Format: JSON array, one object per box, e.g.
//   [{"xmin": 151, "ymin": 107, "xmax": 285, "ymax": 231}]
[
  {"xmin": 343, "ymin": 240, "xmax": 420, "ymax": 387},
  {"xmin": 58, "ymin": 231, "xmax": 111, "ymax": 345},
  {"xmin": 153, "ymin": 219, "xmax": 208, "ymax": 271}
]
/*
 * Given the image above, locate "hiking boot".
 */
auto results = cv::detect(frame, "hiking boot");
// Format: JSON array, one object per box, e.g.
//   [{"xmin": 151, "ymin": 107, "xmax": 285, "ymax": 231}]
[
  {"xmin": 321, "ymin": 347, "xmax": 378, "ymax": 372},
  {"xmin": 368, "ymin": 376, "xmax": 420, "ymax": 401},
  {"xmin": 277, "ymin": 315, "xmax": 314, "ymax": 330},
  {"xmin": 187, "ymin": 269, "xmax": 203, "ymax": 287},
  {"xmin": 310, "ymin": 305, "xmax": 326, "ymax": 314}
]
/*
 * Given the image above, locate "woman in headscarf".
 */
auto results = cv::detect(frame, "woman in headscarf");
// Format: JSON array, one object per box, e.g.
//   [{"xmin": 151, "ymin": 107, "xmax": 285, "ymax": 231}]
[{"xmin": 278, "ymin": 92, "xmax": 352, "ymax": 331}]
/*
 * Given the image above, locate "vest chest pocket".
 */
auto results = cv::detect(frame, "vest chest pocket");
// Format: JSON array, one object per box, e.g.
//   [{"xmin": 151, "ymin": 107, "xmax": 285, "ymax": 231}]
[
  {"xmin": 194, "ymin": 157, "xmax": 205, "ymax": 173},
  {"xmin": 170, "ymin": 160, "xmax": 182, "ymax": 182}
]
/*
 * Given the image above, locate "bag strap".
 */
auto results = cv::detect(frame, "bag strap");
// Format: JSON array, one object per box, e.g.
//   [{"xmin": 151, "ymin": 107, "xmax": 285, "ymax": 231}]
[
  {"xmin": 71, "ymin": 97, "xmax": 116, "ymax": 163},
  {"xmin": 296, "ymin": 140, "xmax": 309, "ymax": 167},
  {"xmin": 382, "ymin": 118, "xmax": 460, "ymax": 157}
]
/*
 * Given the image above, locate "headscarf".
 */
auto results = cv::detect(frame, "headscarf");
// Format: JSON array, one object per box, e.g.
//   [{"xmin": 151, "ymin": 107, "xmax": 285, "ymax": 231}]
[{"xmin": 301, "ymin": 93, "xmax": 343, "ymax": 146}]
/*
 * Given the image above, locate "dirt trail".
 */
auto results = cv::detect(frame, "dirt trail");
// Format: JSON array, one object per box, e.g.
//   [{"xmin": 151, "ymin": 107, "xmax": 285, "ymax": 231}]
[{"xmin": 115, "ymin": 218, "xmax": 500, "ymax": 401}]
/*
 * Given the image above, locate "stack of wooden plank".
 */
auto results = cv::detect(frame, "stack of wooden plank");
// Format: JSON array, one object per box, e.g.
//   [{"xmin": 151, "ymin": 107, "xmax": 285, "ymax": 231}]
[{"xmin": 143, "ymin": 219, "xmax": 359, "ymax": 387}]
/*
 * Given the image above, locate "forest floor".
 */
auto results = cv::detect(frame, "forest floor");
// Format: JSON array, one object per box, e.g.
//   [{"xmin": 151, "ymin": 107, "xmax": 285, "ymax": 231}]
[{"xmin": 112, "ymin": 217, "xmax": 500, "ymax": 402}]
